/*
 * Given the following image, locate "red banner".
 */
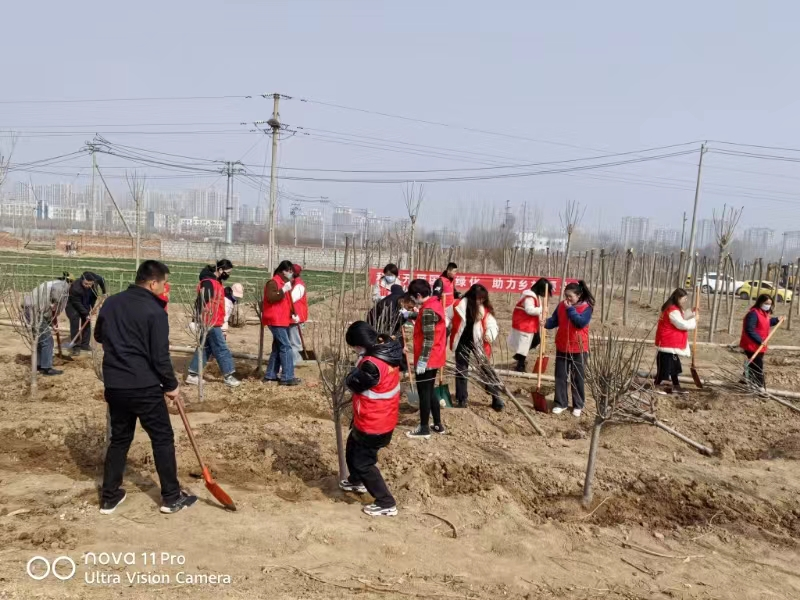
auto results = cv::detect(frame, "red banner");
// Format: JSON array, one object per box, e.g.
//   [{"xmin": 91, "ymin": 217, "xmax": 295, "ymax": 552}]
[{"xmin": 370, "ymin": 269, "xmax": 577, "ymax": 296}]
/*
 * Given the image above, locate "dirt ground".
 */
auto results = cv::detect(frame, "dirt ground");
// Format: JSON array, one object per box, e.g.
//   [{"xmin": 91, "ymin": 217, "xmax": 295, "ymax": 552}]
[{"xmin": 1, "ymin": 290, "xmax": 800, "ymax": 599}]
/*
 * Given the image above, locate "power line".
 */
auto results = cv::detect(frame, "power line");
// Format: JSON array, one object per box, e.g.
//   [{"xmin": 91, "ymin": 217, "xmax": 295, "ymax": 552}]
[{"xmin": 0, "ymin": 95, "xmax": 254, "ymax": 105}]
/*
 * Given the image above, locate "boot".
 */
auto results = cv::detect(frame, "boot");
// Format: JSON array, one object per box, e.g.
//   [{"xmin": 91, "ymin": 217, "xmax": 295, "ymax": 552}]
[{"xmin": 513, "ymin": 354, "xmax": 526, "ymax": 373}]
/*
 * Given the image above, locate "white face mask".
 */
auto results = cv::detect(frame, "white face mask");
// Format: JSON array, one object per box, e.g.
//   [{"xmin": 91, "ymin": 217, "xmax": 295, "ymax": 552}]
[
  {"xmin": 763, "ymin": 303, "xmax": 772, "ymax": 312},
  {"xmin": 352, "ymin": 346, "xmax": 366, "ymax": 356},
  {"xmin": 384, "ymin": 275, "xmax": 396, "ymax": 284},
  {"xmin": 283, "ymin": 271, "xmax": 294, "ymax": 280}
]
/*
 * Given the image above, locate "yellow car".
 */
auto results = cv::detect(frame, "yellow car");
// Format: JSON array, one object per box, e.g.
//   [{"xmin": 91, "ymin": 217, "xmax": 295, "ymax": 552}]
[{"xmin": 737, "ymin": 280, "xmax": 793, "ymax": 303}]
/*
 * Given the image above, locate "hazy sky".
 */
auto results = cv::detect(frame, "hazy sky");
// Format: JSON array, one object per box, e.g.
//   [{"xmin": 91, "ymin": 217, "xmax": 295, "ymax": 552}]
[{"xmin": 3, "ymin": 1, "xmax": 800, "ymax": 235}]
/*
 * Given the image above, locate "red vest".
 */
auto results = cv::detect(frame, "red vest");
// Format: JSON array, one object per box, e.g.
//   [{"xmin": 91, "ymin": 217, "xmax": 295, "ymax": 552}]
[
  {"xmin": 449, "ymin": 299, "xmax": 493, "ymax": 357},
  {"xmin": 440, "ymin": 277, "xmax": 455, "ymax": 311},
  {"xmin": 554, "ymin": 301, "xmax": 590, "ymax": 353},
  {"xmin": 261, "ymin": 274, "xmax": 293, "ymax": 327},
  {"xmin": 292, "ymin": 277, "xmax": 309, "ymax": 323},
  {"xmin": 655, "ymin": 306, "xmax": 689, "ymax": 350},
  {"xmin": 352, "ymin": 356, "xmax": 400, "ymax": 435},
  {"xmin": 159, "ymin": 282, "xmax": 171, "ymax": 313},
  {"xmin": 511, "ymin": 292, "xmax": 540, "ymax": 334},
  {"xmin": 740, "ymin": 307, "xmax": 770, "ymax": 354},
  {"xmin": 197, "ymin": 278, "xmax": 225, "ymax": 327},
  {"xmin": 413, "ymin": 296, "xmax": 447, "ymax": 368}
]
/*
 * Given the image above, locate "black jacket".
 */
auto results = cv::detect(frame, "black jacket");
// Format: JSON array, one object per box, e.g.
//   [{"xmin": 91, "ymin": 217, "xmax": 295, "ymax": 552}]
[
  {"xmin": 432, "ymin": 275, "xmax": 461, "ymax": 302},
  {"xmin": 366, "ymin": 284, "xmax": 405, "ymax": 335},
  {"xmin": 94, "ymin": 285, "xmax": 178, "ymax": 392},
  {"xmin": 345, "ymin": 339, "xmax": 404, "ymax": 394},
  {"xmin": 67, "ymin": 272, "xmax": 106, "ymax": 317}
]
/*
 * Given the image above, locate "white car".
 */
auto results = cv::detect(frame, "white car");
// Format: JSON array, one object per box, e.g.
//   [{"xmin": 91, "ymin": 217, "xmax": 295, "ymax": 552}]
[{"xmin": 700, "ymin": 272, "xmax": 745, "ymax": 294}]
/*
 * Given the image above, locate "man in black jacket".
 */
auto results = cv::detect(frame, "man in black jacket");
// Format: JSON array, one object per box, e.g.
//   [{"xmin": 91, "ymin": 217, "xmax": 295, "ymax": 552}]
[
  {"xmin": 66, "ymin": 271, "xmax": 106, "ymax": 356},
  {"xmin": 94, "ymin": 260, "xmax": 196, "ymax": 515}
]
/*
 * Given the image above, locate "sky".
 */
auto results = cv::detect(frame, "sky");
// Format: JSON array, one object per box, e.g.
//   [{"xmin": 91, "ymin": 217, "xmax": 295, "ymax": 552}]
[{"xmin": 3, "ymin": 0, "xmax": 800, "ymax": 236}]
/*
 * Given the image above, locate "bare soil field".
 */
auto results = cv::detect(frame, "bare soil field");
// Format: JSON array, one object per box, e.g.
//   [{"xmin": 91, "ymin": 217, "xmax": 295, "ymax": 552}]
[{"xmin": 1, "ymin": 292, "xmax": 799, "ymax": 599}]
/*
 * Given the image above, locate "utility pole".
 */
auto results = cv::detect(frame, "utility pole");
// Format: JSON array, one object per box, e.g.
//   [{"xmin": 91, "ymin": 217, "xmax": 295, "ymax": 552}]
[
  {"xmin": 267, "ymin": 94, "xmax": 281, "ymax": 272},
  {"xmin": 680, "ymin": 211, "xmax": 687, "ymax": 249},
  {"xmin": 225, "ymin": 161, "xmax": 233, "ymax": 244},
  {"xmin": 685, "ymin": 143, "xmax": 706, "ymax": 283},
  {"xmin": 91, "ymin": 149, "xmax": 97, "ymax": 235}
]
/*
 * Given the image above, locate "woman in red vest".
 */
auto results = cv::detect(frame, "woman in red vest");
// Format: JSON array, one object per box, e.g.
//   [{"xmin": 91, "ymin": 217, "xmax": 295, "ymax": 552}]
[
  {"xmin": 340, "ymin": 321, "xmax": 404, "ymax": 517},
  {"xmin": 187, "ymin": 260, "xmax": 241, "ymax": 388},
  {"xmin": 544, "ymin": 280, "xmax": 594, "ymax": 417},
  {"xmin": 740, "ymin": 294, "xmax": 783, "ymax": 390},
  {"xmin": 372, "ymin": 263, "xmax": 400, "ymax": 302},
  {"xmin": 508, "ymin": 278, "xmax": 554, "ymax": 372},
  {"xmin": 406, "ymin": 279, "xmax": 447, "ymax": 439},
  {"xmin": 262, "ymin": 260, "xmax": 300, "ymax": 386},
  {"xmin": 158, "ymin": 282, "xmax": 171, "ymax": 312},
  {"xmin": 432, "ymin": 262, "xmax": 461, "ymax": 326},
  {"xmin": 654, "ymin": 288, "xmax": 696, "ymax": 395},
  {"xmin": 448, "ymin": 284, "xmax": 501, "ymax": 410},
  {"xmin": 288, "ymin": 264, "xmax": 308, "ymax": 364}
]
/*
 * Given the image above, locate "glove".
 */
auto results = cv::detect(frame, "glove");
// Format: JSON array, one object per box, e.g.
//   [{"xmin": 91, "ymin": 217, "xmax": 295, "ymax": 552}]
[
  {"xmin": 291, "ymin": 314, "xmax": 300, "ymax": 323},
  {"xmin": 416, "ymin": 360, "xmax": 427, "ymax": 375},
  {"xmin": 282, "ymin": 281, "xmax": 293, "ymax": 293},
  {"xmin": 400, "ymin": 309, "xmax": 410, "ymax": 319}
]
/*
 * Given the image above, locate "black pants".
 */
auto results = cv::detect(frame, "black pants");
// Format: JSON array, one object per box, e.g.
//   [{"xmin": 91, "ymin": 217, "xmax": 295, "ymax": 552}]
[
  {"xmin": 554, "ymin": 351, "xmax": 587, "ymax": 410},
  {"xmin": 513, "ymin": 332, "xmax": 541, "ymax": 369},
  {"xmin": 417, "ymin": 368, "xmax": 440, "ymax": 432},
  {"xmin": 455, "ymin": 346, "xmax": 501, "ymax": 407},
  {"xmin": 65, "ymin": 305, "xmax": 91, "ymax": 350},
  {"xmin": 102, "ymin": 389, "xmax": 180, "ymax": 504},
  {"xmin": 654, "ymin": 351, "xmax": 682, "ymax": 387},
  {"xmin": 346, "ymin": 428, "xmax": 395, "ymax": 508},
  {"xmin": 745, "ymin": 352, "xmax": 765, "ymax": 388}
]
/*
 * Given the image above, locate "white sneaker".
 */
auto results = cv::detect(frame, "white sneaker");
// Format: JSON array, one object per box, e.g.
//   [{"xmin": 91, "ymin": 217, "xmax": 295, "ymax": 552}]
[
  {"xmin": 224, "ymin": 375, "xmax": 241, "ymax": 388},
  {"xmin": 572, "ymin": 409, "xmax": 582, "ymax": 418},
  {"xmin": 362, "ymin": 503, "xmax": 398, "ymax": 517},
  {"xmin": 339, "ymin": 480, "xmax": 368, "ymax": 494},
  {"xmin": 185, "ymin": 374, "xmax": 199, "ymax": 385},
  {"xmin": 552, "ymin": 406, "xmax": 567, "ymax": 415}
]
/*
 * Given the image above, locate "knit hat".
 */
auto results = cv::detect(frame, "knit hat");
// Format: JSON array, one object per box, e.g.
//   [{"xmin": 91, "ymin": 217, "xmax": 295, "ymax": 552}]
[{"xmin": 292, "ymin": 264, "xmax": 303, "ymax": 277}]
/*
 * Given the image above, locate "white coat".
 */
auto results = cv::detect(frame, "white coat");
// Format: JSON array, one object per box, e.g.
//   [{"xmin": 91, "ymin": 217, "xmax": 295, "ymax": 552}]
[
  {"xmin": 446, "ymin": 300, "xmax": 499, "ymax": 353},
  {"xmin": 507, "ymin": 290, "xmax": 543, "ymax": 356},
  {"xmin": 655, "ymin": 309, "xmax": 696, "ymax": 357}
]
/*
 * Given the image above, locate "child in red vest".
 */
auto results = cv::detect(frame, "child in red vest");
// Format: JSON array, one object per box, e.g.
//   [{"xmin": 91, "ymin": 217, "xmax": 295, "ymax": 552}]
[
  {"xmin": 448, "ymin": 284, "xmax": 501, "ymax": 410},
  {"xmin": 508, "ymin": 278, "xmax": 554, "ymax": 372},
  {"xmin": 740, "ymin": 294, "xmax": 783, "ymax": 391},
  {"xmin": 406, "ymin": 279, "xmax": 447, "ymax": 439},
  {"xmin": 544, "ymin": 280, "xmax": 594, "ymax": 417},
  {"xmin": 654, "ymin": 288, "xmax": 696, "ymax": 394},
  {"xmin": 341, "ymin": 321, "xmax": 403, "ymax": 517}
]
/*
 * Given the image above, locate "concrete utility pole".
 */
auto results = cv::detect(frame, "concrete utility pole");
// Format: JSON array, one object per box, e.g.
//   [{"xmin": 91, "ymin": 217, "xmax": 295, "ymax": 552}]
[
  {"xmin": 267, "ymin": 93, "xmax": 281, "ymax": 272},
  {"xmin": 225, "ymin": 161, "xmax": 233, "ymax": 244},
  {"xmin": 91, "ymin": 149, "xmax": 97, "ymax": 235},
  {"xmin": 685, "ymin": 143, "xmax": 707, "ymax": 283}
]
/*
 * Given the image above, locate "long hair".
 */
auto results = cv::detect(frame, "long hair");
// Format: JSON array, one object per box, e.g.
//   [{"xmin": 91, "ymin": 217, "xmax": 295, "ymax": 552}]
[
  {"xmin": 661, "ymin": 288, "xmax": 688, "ymax": 313},
  {"xmin": 531, "ymin": 277, "xmax": 554, "ymax": 298},
  {"xmin": 273, "ymin": 260, "xmax": 294, "ymax": 277},
  {"xmin": 754, "ymin": 293, "xmax": 773, "ymax": 311},
  {"xmin": 464, "ymin": 283, "xmax": 493, "ymax": 322},
  {"xmin": 564, "ymin": 280, "xmax": 595, "ymax": 307}
]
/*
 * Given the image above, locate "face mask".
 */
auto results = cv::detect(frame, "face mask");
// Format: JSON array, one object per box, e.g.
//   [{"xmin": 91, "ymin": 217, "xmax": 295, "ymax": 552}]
[
  {"xmin": 384, "ymin": 275, "xmax": 396, "ymax": 284},
  {"xmin": 763, "ymin": 304, "xmax": 772, "ymax": 312},
  {"xmin": 352, "ymin": 346, "xmax": 366, "ymax": 356},
  {"xmin": 283, "ymin": 271, "xmax": 294, "ymax": 280},
  {"xmin": 219, "ymin": 272, "xmax": 230, "ymax": 281}
]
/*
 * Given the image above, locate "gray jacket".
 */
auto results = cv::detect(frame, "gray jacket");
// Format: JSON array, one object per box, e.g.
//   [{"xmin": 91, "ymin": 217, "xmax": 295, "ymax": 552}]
[{"xmin": 23, "ymin": 280, "xmax": 69, "ymax": 317}]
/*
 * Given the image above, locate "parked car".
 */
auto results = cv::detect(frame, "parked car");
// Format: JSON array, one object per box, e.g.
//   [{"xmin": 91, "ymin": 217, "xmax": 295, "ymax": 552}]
[
  {"xmin": 700, "ymin": 272, "xmax": 745, "ymax": 294},
  {"xmin": 737, "ymin": 280, "xmax": 793, "ymax": 303}
]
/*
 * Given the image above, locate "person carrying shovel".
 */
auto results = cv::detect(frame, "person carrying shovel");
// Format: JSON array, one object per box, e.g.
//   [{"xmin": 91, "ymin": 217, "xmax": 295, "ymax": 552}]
[
  {"xmin": 508, "ymin": 278, "xmax": 553, "ymax": 373},
  {"xmin": 654, "ymin": 288, "xmax": 696, "ymax": 395},
  {"xmin": 94, "ymin": 260, "xmax": 197, "ymax": 515},
  {"xmin": 740, "ymin": 293, "xmax": 784, "ymax": 392}
]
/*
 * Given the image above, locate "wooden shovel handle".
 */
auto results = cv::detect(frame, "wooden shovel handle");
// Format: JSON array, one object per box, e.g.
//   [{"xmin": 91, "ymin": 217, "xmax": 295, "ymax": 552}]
[
  {"xmin": 747, "ymin": 319, "xmax": 784, "ymax": 364},
  {"xmin": 400, "ymin": 327, "xmax": 416, "ymax": 386},
  {"xmin": 691, "ymin": 286, "xmax": 700, "ymax": 367},
  {"xmin": 537, "ymin": 287, "xmax": 548, "ymax": 389},
  {"xmin": 174, "ymin": 395, "xmax": 206, "ymax": 472}
]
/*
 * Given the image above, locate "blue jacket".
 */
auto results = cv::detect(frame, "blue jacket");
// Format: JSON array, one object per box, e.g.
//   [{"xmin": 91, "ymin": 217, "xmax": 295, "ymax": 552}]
[
  {"xmin": 544, "ymin": 304, "xmax": 593, "ymax": 330},
  {"xmin": 744, "ymin": 311, "xmax": 779, "ymax": 345}
]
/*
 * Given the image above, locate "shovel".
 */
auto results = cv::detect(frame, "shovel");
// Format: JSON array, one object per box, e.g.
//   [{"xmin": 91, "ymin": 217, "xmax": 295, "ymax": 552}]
[
  {"xmin": 746, "ymin": 317, "xmax": 785, "ymax": 366},
  {"xmin": 531, "ymin": 286, "xmax": 550, "ymax": 374},
  {"xmin": 174, "ymin": 394, "xmax": 236, "ymax": 511},
  {"xmin": 689, "ymin": 287, "xmax": 703, "ymax": 388},
  {"xmin": 434, "ymin": 369, "xmax": 452, "ymax": 408},
  {"xmin": 400, "ymin": 326, "xmax": 420, "ymax": 408}
]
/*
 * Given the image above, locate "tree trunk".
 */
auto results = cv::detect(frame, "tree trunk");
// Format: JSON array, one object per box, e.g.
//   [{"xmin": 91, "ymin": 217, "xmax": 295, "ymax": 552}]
[
  {"xmin": 333, "ymin": 405, "xmax": 348, "ymax": 481},
  {"xmin": 623, "ymin": 250, "xmax": 633, "ymax": 326},
  {"xmin": 789, "ymin": 259, "xmax": 800, "ymax": 331},
  {"xmin": 606, "ymin": 252, "xmax": 618, "ymax": 322},
  {"xmin": 638, "ymin": 252, "xmax": 646, "ymax": 304},
  {"xmin": 30, "ymin": 331, "xmax": 38, "ymax": 398},
  {"xmin": 589, "ymin": 249, "xmax": 596, "ymax": 291},
  {"xmin": 648, "ymin": 252, "xmax": 658, "ymax": 306},
  {"xmin": 256, "ymin": 324, "xmax": 265, "ymax": 376},
  {"xmin": 560, "ymin": 233, "xmax": 572, "ymax": 297},
  {"xmin": 408, "ymin": 218, "xmax": 417, "ymax": 279},
  {"xmin": 582, "ymin": 418, "xmax": 603, "ymax": 508},
  {"xmin": 600, "ymin": 249, "xmax": 607, "ymax": 324},
  {"xmin": 727, "ymin": 255, "xmax": 737, "ymax": 335},
  {"xmin": 708, "ymin": 249, "xmax": 725, "ymax": 342}
]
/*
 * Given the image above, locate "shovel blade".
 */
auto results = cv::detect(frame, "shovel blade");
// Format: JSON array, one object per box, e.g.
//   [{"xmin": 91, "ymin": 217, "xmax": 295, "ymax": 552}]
[
  {"xmin": 531, "ymin": 390, "xmax": 548, "ymax": 413},
  {"xmin": 301, "ymin": 349, "xmax": 317, "ymax": 361},
  {"xmin": 202, "ymin": 467, "xmax": 236, "ymax": 511},
  {"xmin": 435, "ymin": 385, "xmax": 452, "ymax": 408},
  {"xmin": 690, "ymin": 367, "xmax": 703, "ymax": 389},
  {"xmin": 532, "ymin": 356, "xmax": 549, "ymax": 374}
]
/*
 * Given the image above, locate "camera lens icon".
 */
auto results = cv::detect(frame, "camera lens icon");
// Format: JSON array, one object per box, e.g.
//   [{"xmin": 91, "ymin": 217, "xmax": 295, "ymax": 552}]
[{"xmin": 26, "ymin": 556, "xmax": 77, "ymax": 581}]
